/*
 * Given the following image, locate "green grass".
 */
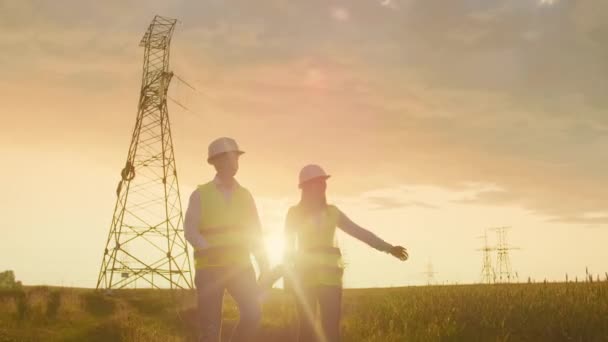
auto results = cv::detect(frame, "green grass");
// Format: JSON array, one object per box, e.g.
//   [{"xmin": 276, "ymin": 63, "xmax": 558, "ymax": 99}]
[{"xmin": 0, "ymin": 282, "xmax": 607, "ymax": 341}]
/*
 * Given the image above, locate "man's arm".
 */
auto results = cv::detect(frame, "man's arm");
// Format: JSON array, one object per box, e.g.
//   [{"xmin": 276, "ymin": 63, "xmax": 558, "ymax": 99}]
[
  {"xmin": 247, "ymin": 192, "xmax": 270, "ymax": 274},
  {"xmin": 337, "ymin": 209, "xmax": 393, "ymax": 253},
  {"xmin": 283, "ymin": 208, "xmax": 296, "ymax": 267},
  {"xmin": 183, "ymin": 189, "xmax": 208, "ymax": 251},
  {"xmin": 266, "ymin": 208, "xmax": 296, "ymax": 292}
]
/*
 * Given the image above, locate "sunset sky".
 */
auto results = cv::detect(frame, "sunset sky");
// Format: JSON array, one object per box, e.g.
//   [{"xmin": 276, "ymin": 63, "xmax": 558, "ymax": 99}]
[{"xmin": 1, "ymin": 0, "xmax": 607, "ymax": 288}]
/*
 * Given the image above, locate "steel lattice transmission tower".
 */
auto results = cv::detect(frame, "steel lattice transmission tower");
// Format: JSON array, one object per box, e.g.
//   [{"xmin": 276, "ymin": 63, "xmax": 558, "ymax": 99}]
[
  {"xmin": 477, "ymin": 230, "xmax": 496, "ymax": 284},
  {"xmin": 421, "ymin": 259, "xmax": 437, "ymax": 285},
  {"xmin": 492, "ymin": 227, "xmax": 519, "ymax": 283},
  {"xmin": 96, "ymin": 15, "xmax": 193, "ymax": 290}
]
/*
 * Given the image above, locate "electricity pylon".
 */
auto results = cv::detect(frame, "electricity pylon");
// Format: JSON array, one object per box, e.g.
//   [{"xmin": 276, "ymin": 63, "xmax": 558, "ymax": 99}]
[
  {"xmin": 491, "ymin": 227, "xmax": 519, "ymax": 283},
  {"xmin": 96, "ymin": 15, "xmax": 193, "ymax": 289},
  {"xmin": 421, "ymin": 259, "xmax": 437, "ymax": 285},
  {"xmin": 477, "ymin": 230, "xmax": 496, "ymax": 284}
]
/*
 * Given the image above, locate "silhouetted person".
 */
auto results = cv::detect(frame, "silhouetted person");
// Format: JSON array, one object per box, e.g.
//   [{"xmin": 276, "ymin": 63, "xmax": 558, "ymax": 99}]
[
  {"xmin": 184, "ymin": 137, "xmax": 269, "ymax": 342},
  {"xmin": 283, "ymin": 164, "xmax": 408, "ymax": 342}
]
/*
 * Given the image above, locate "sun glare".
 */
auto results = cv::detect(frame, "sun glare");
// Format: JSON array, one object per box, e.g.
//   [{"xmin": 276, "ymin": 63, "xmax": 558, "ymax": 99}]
[{"xmin": 264, "ymin": 233, "xmax": 285, "ymax": 267}]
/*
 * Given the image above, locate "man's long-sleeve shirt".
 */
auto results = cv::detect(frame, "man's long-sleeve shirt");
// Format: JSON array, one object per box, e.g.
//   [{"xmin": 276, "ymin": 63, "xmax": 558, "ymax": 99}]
[{"xmin": 183, "ymin": 176, "xmax": 269, "ymax": 272}]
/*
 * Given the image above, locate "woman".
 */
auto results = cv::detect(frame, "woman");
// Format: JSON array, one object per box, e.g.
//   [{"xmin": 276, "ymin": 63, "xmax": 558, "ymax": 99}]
[{"xmin": 283, "ymin": 164, "xmax": 408, "ymax": 342}]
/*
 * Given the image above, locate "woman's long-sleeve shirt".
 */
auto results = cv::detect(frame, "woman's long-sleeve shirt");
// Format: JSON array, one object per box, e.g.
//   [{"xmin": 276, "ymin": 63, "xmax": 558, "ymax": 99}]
[{"xmin": 284, "ymin": 206, "xmax": 393, "ymax": 263}]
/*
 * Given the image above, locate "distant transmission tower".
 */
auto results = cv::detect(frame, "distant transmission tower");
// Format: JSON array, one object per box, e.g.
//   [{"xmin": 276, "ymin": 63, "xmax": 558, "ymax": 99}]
[
  {"xmin": 477, "ymin": 230, "xmax": 496, "ymax": 284},
  {"xmin": 96, "ymin": 15, "xmax": 193, "ymax": 289},
  {"xmin": 422, "ymin": 259, "xmax": 437, "ymax": 285},
  {"xmin": 492, "ymin": 227, "xmax": 519, "ymax": 283}
]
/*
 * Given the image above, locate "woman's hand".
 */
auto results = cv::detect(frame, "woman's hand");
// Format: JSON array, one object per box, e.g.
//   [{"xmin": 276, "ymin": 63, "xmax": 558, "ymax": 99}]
[{"xmin": 389, "ymin": 246, "xmax": 408, "ymax": 261}]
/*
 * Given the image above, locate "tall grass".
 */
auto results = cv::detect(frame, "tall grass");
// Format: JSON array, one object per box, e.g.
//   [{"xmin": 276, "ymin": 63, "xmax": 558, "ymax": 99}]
[{"xmin": 0, "ymin": 282, "xmax": 607, "ymax": 341}]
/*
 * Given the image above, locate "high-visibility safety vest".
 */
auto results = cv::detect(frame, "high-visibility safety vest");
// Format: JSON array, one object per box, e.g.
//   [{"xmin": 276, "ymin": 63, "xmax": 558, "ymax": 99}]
[
  {"xmin": 194, "ymin": 181, "xmax": 255, "ymax": 269},
  {"xmin": 288, "ymin": 204, "xmax": 344, "ymax": 287}
]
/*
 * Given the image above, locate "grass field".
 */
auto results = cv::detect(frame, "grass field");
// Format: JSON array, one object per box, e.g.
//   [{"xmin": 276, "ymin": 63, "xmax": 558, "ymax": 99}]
[{"xmin": 1, "ymin": 282, "xmax": 607, "ymax": 341}]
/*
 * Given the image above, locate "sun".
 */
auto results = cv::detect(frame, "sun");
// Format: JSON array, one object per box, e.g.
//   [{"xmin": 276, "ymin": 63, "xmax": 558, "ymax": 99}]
[{"xmin": 264, "ymin": 233, "xmax": 286, "ymax": 267}]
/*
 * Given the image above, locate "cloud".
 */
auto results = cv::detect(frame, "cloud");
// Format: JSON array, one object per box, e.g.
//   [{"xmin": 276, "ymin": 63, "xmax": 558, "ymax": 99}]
[
  {"xmin": 453, "ymin": 189, "xmax": 515, "ymax": 206},
  {"xmin": 378, "ymin": 0, "xmax": 399, "ymax": 10},
  {"xmin": 539, "ymin": 0, "xmax": 557, "ymax": 6},
  {"xmin": 367, "ymin": 196, "xmax": 438, "ymax": 211},
  {"xmin": 1, "ymin": 0, "xmax": 608, "ymax": 227},
  {"xmin": 547, "ymin": 215, "xmax": 608, "ymax": 226}
]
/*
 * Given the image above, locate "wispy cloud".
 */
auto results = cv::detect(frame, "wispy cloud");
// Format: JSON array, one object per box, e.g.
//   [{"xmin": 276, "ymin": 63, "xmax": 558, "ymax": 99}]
[
  {"xmin": 367, "ymin": 196, "xmax": 439, "ymax": 211},
  {"xmin": 1, "ymin": 0, "xmax": 607, "ymax": 226}
]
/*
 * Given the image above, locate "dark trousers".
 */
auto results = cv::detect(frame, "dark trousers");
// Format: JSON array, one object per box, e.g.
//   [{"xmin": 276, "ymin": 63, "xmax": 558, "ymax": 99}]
[
  {"xmin": 295, "ymin": 285, "xmax": 342, "ymax": 342},
  {"xmin": 195, "ymin": 265, "xmax": 261, "ymax": 342}
]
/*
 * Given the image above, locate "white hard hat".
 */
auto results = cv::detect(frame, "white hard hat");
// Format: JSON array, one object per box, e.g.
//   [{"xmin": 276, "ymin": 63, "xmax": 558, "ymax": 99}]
[
  {"xmin": 298, "ymin": 164, "xmax": 331, "ymax": 188},
  {"xmin": 207, "ymin": 137, "xmax": 244, "ymax": 163}
]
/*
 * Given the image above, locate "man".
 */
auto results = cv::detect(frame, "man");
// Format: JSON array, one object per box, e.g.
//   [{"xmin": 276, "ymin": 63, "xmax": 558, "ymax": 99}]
[{"xmin": 184, "ymin": 137, "xmax": 270, "ymax": 342}]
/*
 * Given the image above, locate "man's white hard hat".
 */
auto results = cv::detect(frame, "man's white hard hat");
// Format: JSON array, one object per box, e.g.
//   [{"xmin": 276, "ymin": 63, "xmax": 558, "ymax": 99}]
[
  {"xmin": 299, "ymin": 164, "xmax": 331, "ymax": 188},
  {"xmin": 207, "ymin": 137, "xmax": 244, "ymax": 164}
]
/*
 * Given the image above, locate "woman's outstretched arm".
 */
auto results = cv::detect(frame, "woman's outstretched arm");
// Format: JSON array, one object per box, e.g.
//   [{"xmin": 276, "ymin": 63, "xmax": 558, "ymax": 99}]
[{"xmin": 337, "ymin": 209, "xmax": 408, "ymax": 260}]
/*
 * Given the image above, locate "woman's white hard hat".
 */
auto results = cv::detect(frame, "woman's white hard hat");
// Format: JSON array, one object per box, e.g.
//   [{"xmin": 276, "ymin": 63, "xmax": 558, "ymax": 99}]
[{"xmin": 299, "ymin": 164, "xmax": 331, "ymax": 188}]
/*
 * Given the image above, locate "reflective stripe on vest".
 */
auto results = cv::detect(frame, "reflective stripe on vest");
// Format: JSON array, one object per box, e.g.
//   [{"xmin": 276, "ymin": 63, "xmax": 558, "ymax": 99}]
[
  {"xmin": 291, "ymin": 205, "xmax": 344, "ymax": 286},
  {"xmin": 194, "ymin": 181, "xmax": 253, "ymax": 269}
]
